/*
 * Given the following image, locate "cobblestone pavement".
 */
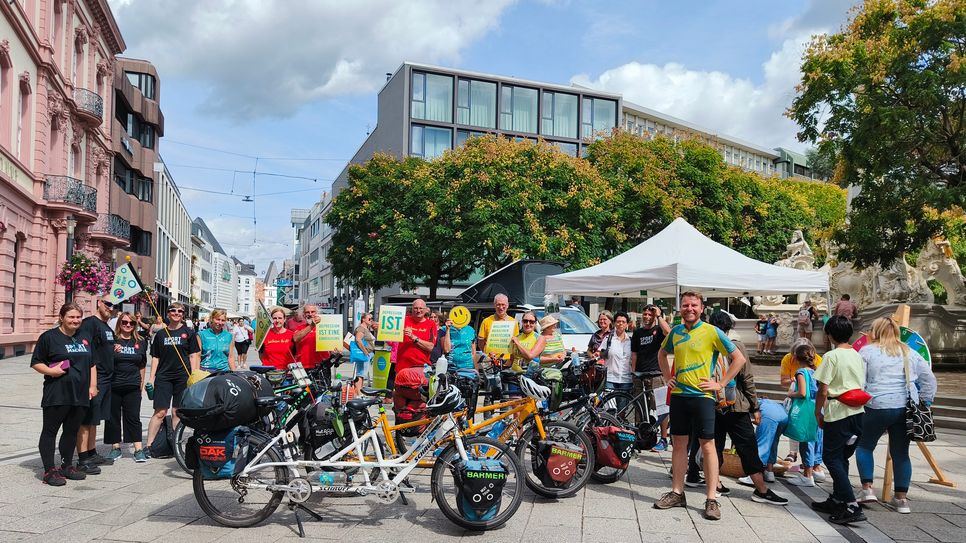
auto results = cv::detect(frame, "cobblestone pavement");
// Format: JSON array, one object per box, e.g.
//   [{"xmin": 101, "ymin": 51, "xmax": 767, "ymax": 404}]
[{"xmin": 2, "ymin": 354, "xmax": 965, "ymax": 542}]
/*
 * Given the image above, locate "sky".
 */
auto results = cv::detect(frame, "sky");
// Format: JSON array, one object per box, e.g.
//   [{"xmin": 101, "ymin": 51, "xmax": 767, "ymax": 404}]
[{"xmin": 106, "ymin": 0, "xmax": 861, "ymax": 277}]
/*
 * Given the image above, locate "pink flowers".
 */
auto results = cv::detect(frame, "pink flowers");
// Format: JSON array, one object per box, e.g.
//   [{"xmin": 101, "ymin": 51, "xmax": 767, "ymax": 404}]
[{"xmin": 56, "ymin": 254, "xmax": 113, "ymax": 295}]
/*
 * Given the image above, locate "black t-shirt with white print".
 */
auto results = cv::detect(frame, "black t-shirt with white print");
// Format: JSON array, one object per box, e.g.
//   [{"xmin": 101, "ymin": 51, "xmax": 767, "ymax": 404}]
[
  {"xmin": 80, "ymin": 315, "xmax": 115, "ymax": 382},
  {"xmin": 630, "ymin": 325, "xmax": 666, "ymax": 376},
  {"xmin": 30, "ymin": 327, "xmax": 94, "ymax": 408},
  {"xmin": 113, "ymin": 336, "xmax": 148, "ymax": 389},
  {"xmin": 150, "ymin": 325, "xmax": 199, "ymax": 381}
]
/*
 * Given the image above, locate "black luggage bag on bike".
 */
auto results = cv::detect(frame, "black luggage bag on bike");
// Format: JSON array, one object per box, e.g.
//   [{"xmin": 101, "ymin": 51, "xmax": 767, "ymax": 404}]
[
  {"xmin": 178, "ymin": 372, "xmax": 272, "ymax": 431},
  {"xmin": 533, "ymin": 440, "xmax": 584, "ymax": 488},
  {"xmin": 451, "ymin": 457, "xmax": 508, "ymax": 522}
]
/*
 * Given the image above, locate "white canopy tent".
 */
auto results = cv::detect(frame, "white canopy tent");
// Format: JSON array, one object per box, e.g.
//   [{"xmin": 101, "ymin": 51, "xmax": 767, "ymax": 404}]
[{"xmin": 545, "ymin": 218, "xmax": 829, "ymax": 299}]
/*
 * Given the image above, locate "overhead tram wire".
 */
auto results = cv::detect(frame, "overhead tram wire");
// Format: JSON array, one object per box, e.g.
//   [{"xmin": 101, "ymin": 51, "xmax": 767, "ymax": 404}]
[{"xmin": 164, "ymin": 139, "xmax": 348, "ymax": 161}]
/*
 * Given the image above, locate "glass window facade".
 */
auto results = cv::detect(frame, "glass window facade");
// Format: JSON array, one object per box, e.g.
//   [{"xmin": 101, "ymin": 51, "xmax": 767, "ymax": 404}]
[
  {"xmin": 551, "ymin": 141, "xmax": 578, "ymax": 156},
  {"xmin": 411, "ymin": 72, "xmax": 453, "ymax": 123},
  {"xmin": 411, "ymin": 125, "xmax": 452, "ymax": 159},
  {"xmin": 541, "ymin": 91, "xmax": 578, "ymax": 139},
  {"xmin": 457, "ymin": 79, "xmax": 496, "ymax": 129},
  {"xmin": 500, "ymin": 85, "xmax": 538, "ymax": 134},
  {"xmin": 581, "ymin": 97, "xmax": 618, "ymax": 138},
  {"xmin": 456, "ymin": 129, "xmax": 487, "ymax": 148}
]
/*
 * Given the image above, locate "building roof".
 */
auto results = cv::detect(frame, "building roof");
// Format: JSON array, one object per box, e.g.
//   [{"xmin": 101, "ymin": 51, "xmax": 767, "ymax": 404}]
[
  {"xmin": 191, "ymin": 217, "xmax": 227, "ymax": 255},
  {"xmin": 232, "ymin": 256, "xmax": 257, "ymax": 276},
  {"xmin": 263, "ymin": 261, "xmax": 278, "ymax": 283}
]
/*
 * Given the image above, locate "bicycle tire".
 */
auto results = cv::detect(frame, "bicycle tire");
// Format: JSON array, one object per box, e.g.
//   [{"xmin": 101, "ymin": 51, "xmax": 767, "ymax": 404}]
[
  {"xmin": 430, "ymin": 435, "xmax": 524, "ymax": 531},
  {"xmin": 193, "ymin": 431, "xmax": 289, "ymax": 528},
  {"xmin": 515, "ymin": 420, "xmax": 595, "ymax": 499},
  {"xmin": 598, "ymin": 390, "xmax": 645, "ymax": 428},
  {"xmin": 173, "ymin": 421, "xmax": 193, "ymax": 474},
  {"xmin": 586, "ymin": 411, "xmax": 628, "ymax": 484}
]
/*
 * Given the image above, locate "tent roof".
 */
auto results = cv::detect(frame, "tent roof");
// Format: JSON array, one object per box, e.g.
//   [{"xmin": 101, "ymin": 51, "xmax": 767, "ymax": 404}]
[{"xmin": 545, "ymin": 218, "xmax": 828, "ymax": 298}]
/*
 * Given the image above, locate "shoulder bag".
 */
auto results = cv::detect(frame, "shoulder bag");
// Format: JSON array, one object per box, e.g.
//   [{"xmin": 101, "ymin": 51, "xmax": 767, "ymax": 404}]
[{"xmin": 904, "ymin": 351, "xmax": 936, "ymax": 442}]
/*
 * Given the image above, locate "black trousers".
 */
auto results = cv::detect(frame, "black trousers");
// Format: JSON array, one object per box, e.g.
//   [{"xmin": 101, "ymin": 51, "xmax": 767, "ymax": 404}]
[
  {"xmin": 714, "ymin": 410, "xmax": 765, "ymax": 475},
  {"xmin": 105, "ymin": 385, "xmax": 143, "ymax": 444},
  {"xmin": 39, "ymin": 405, "xmax": 87, "ymax": 470}
]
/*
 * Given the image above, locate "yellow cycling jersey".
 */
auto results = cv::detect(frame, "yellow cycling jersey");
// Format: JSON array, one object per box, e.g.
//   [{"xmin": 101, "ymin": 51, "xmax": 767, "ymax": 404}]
[{"xmin": 661, "ymin": 321, "xmax": 736, "ymax": 398}]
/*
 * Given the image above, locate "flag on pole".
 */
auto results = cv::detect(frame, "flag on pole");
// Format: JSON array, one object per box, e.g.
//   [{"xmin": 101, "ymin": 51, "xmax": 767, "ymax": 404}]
[
  {"xmin": 254, "ymin": 300, "xmax": 271, "ymax": 350},
  {"xmin": 106, "ymin": 263, "xmax": 144, "ymax": 305}
]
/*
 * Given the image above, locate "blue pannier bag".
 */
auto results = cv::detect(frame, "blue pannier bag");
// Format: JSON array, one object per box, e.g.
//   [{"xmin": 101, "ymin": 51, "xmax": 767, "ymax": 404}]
[
  {"xmin": 452, "ymin": 457, "xmax": 507, "ymax": 522},
  {"xmin": 195, "ymin": 426, "xmax": 251, "ymax": 480}
]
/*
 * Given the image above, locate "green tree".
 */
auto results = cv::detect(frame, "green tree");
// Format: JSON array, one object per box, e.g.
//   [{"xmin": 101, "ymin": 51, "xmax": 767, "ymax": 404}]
[
  {"xmin": 789, "ymin": 0, "xmax": 966, "ymax": 267},
  {"xmin": 805, "ymin": 146, "xmax": 837, "ymax": 181}
]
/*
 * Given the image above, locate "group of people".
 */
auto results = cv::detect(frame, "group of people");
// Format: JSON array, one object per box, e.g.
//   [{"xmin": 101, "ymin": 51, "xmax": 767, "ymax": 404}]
[{"xmin": 30, "ymin": 292, "xmax": 941, "ymax": 530}]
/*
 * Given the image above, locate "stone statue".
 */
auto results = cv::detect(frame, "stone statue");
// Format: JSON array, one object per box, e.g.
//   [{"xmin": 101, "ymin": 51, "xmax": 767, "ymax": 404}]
[
  {"xmin": 917, "ymin": 238, "xmax": 966, "ymax": 306},
  {"xmin": 775, "ymin": 229, "xmax": 816, "ymax": 270}
]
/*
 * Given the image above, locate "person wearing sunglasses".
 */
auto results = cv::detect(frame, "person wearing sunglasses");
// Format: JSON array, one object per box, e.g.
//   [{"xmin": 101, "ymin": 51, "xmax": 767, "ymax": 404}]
[
  {"xmin": 105, "ymin": 312, "xmax": 148, "ymax": 462},
  {"xmin": 75, "ymin": 297, "xmax": 118, "ymax": 473},
  {"xmin": 508, "ymin": 311, "xmax": 540, "ymax": 373},
  {"xmin": 146, "ymin": 302, "xmax": 200, "ymax": 450}
]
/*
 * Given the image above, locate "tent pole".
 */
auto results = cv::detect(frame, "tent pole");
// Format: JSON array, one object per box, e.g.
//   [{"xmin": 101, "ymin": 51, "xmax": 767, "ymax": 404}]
[{"xmin": 675, "ymin": 285, "xmax": 681, "ymax": 312}]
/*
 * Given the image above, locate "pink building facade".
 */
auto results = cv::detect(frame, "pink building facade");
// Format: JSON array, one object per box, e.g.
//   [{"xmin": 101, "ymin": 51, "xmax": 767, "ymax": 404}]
[{"xmin": 0, "ymin": 0, "xmax": 126, "ymax": 357}]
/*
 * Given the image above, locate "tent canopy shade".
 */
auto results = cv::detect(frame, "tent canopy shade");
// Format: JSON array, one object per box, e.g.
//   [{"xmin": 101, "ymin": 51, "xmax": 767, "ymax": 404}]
[{"xmin": 545, "ymin": 218, "xmax": 829, "ymax": 298}]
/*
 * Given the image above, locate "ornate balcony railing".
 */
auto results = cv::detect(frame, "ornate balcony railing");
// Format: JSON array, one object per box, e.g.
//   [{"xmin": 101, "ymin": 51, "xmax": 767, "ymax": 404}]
[
  {"xmin": 74, "ymin": 88, "xmax": 104, "ymax": 121},
  {"xmin": 43, "ymin": 175, "xmax": 97, "ymax": 213},
  {"xmin": 91, "ymin": 213, "xmax": 131, "ymax": 240}
]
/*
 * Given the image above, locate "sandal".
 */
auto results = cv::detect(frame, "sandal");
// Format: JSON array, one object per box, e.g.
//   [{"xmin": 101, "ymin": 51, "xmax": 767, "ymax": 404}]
[{"xmin": 783, "ymin": 452, "xmax": 798, "ymax": 464}]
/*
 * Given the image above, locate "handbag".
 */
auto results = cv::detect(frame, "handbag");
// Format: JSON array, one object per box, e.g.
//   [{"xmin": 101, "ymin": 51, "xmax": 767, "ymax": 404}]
[
  {"xmin": 904, "ymin": 351, "xmax": 936, "ymax": 442},
  {"xmin": 783, "ymin": 370, "xmax": 818, "ymax": 443},
  {"xmin": 833, "ymin": 388, "xmax": 872, "ymax": 407}
]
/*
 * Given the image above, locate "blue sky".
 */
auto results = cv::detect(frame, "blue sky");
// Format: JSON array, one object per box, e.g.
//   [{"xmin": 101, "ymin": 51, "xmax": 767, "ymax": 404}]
[{"xmin": 108, "ymin": 0, "xmax": 858, "ymax": 275}]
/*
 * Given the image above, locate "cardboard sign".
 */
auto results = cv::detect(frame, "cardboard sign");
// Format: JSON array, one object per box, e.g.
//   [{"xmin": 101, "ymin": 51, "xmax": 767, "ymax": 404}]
[
  {"xmin": 486, "ymin": 320, "xmax": 515, "ymax": 355},
  {"xmin": 654, "ymin": 385, "xmax": 670, "ymax": 416},
  {"xmin": 254, "ymin": 301, "xmax": 270, "ymax": 350},
  {"xmin": 315, "ymin": 314, "xmax": 344, "ymax": 352},
  {"xmin": 376, "ymin": 305, "xmax": 405, "ymax": 343}
]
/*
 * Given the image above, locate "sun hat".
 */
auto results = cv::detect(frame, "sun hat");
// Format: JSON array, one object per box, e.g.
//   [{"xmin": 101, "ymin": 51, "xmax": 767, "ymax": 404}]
[{"xmin": 538, "ymin": 314, "xmax": 559, "ymax": 329}]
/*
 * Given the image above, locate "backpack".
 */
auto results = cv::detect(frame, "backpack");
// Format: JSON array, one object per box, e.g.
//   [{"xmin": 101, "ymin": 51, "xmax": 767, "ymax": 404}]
[
  {"xmin": 798, "ymin": 309, "xmax": 811, "ymax": 326},
  {"xmin": 452, "ymin": 457, "xmax": 507, "ymax": 522},
  {"xmin": 533, "ymin": 440, "xmax": 584, "ymax": 488},
  {"xmin": 149, "ymin": 415, "xmax": 175, "ymax": 458},
  {"xmin": 591, "ymin": 426, "xmax": 636, "ymax": 469},
  {"xmin": 187, "ymin": 426, "xmax": 251, "ymax": 480}
]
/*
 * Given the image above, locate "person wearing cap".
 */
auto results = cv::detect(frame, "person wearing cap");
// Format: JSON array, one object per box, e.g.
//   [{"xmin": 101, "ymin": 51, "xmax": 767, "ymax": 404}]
[
  {"xmin": 478, "ymin": 294, "xmax": 519, "ymax": 367},
  {"xmin": 75, "ymin": 297, "xmax": 118, "ymax": 473},
  {"xmin": 510, "ymin": 313, "xmax": 566, "ymax": 369}
]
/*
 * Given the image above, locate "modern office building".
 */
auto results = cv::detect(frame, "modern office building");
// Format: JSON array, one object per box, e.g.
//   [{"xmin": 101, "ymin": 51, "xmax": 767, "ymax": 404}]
[
  {"xmin": 296, "ymin": 192, "xmax": 335, "ymax": 310},
  {"xmin": 774, "ymin": 147, "xmax": 824, "ymax": 180},
  {"xmin": 0, "ymin": 0, "xmax": 124, "ymax": 356},
  {"xmin": 153, "ymin": 157, "xmax": 190, "ymax": 312},
  {"xmin": 112, "ymin": 57, "xmax": 162, "ymax": 294}
]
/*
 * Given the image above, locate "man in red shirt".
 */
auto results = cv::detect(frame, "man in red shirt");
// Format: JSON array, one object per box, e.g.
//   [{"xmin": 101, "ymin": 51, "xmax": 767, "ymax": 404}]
[
  {"xmin": 291, "ymin": 304, "xmax": 330, "ymax": 369},
  {"xmin": 395, "ymin": 299, "xmax": 436, "ymax": 372}
]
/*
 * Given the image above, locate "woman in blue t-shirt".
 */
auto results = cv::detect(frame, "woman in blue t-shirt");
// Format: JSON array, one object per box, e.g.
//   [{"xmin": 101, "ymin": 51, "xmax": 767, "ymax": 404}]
[
  {"xmin": 197, "ymin": 309, "xmax": 236, "ymax": 373},
  {"xmin": 441, "ymin": 313, "xmax": 477, "ymax": 370}
]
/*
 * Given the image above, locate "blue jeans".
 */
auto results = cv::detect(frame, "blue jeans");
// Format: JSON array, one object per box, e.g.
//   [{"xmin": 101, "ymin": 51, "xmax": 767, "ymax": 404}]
[
  {"xmin": 606, "ymin": 381, "xmax": 633, "ymax": 412},
  {"xmin": 823, "ymin": 413, "xmax": 863, "ymax": 503},
  {"xmin": 856, "ymin": 407, "xmax": 911, "ymax": 493},
  {"xmin": 756, "ymin": 399, "xmax": 788, "ymax": 466},
  {"xmin": 800, "ymin": 427, "xmax": 824, "ymax": 468}
]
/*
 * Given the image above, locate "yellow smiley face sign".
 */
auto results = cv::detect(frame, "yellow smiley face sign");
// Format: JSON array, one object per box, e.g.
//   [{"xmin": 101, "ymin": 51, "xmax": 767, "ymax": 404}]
[{"xmin": 450, "ymin": 305, "xmax": 471, "ymax": 329}]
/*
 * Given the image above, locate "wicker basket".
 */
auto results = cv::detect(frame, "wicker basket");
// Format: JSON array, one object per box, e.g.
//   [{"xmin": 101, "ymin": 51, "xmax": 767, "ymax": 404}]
[{"xmin": 720, "ymin": 450, "xmax": 745, "ymax": 478}]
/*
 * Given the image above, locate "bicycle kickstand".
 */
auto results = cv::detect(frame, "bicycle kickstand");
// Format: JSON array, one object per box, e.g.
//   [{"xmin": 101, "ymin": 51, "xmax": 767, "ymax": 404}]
[
  {"xmin": 399, "ymin": 479, "xmax": 415, "ymax": 505},
  {"xmin": 288, "ymin": 502, "xmax": 324, "ymax": 538}
]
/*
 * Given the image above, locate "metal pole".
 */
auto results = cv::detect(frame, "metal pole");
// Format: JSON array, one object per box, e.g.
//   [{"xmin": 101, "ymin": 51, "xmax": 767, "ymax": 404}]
[{"xmin": 65, "ymin": 216, "xmax": 76, "ymax": 303}]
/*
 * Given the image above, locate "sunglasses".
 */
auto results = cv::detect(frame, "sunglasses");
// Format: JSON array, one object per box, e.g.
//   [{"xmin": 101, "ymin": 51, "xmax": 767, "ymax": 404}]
[
  {"xmin": 522, "ymin": 319, "xmax": 536, "ymax": 324},
  {"xmin": 168, "ymin": 309, "xmax": 184, "ymax": 314},
  {"xmin": 119, "ymin": 320, "xmax": 134, "ymax": 325},
  {"xmin": 100, "ymin": 300, "xmax": 115, "ymax": 309}
]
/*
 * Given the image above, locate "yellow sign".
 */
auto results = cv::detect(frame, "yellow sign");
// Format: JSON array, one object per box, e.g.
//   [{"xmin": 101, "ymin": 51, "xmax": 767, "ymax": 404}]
[
  {"xmin": 486, "ymin": 320, "xmax": 515, "ymax": 355},
  {"xmin": 450, "ymin": 305, "xmax": 471, "ymax": 328},
  {"xmin": 315, "ymin": 315, "xmax": 344, "ymax": 352},
  {"xmin": 376, "ymin": 305, "xmax": 406, "ymax": 343}
]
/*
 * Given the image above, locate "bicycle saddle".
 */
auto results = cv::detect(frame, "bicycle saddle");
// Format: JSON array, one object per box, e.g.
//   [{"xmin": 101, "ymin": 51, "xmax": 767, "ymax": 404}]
[
  {"xmin": 247, "ymin": 365, "xmax": 276, "ymax": 374},
  {"xmin": 361, "ymin": 387, "xmax": 389, "ymax": 396},
  {"xmin": 345, "ymin": 397, "xmax": 380, "ymax": 414}
]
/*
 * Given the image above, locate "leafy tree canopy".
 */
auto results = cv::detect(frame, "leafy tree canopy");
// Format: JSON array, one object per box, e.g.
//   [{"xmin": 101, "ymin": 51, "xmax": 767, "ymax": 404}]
[{"xmin": 789, "ymin": 0, "xmax": 966, "ymax": 267}]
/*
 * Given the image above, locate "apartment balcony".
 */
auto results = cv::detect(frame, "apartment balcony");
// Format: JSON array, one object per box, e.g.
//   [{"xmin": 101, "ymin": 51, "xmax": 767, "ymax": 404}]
[
  {"xmin": 89, "ymin": 213, "xmax": 131, "ymax": 247},
  {"xmin": 74, "ymin": 88, "xmax": 104, "ymax": 126},
  {"xmin": 43, "ymin": 175, "xmax": 97, "ymax": 220}
]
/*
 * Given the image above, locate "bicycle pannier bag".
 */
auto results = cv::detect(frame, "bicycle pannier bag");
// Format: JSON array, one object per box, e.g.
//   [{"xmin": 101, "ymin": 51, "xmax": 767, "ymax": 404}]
[
  {"xmin": 453, "ymin": 457, "xmax": 507, "ymax": 522},
  {"xmin": 534, "ymin": 440, "xmax": 584, "ymax": 487},
  {"xmin": 196, "ymin": 426, "xmax": 251, "ymax": 480},
  {"xmin": 591, "ymin": 426, "xmax": 636, "ymax": 469}
]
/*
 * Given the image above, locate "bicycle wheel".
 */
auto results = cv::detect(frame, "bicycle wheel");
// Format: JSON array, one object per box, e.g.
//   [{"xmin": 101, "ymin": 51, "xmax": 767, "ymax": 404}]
[
  {"xmin": 431, "ymin": 435, "xmax": 524, "ymax": 531},
  {"xmin": 193, "ymin": 432, "xmax": 289, "ymax": 528},
  {"xmin": 586, "ymin": 411, "xmax": 628, "ymax": 484},
  {"xmin": 515, "ymin": 420, "xmax": 595, "ymax": 499},
  {"xmin": 173, "ymin": 422, "xmax": 194, "ymax": 474},
  {"xmin": 598, "ymin": 390, "xmax": 645, "ymax": 428}
]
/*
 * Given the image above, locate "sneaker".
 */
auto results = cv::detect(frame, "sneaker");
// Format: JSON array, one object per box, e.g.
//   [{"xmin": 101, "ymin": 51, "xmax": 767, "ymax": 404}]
[
  {"xmin": 653, "ymin": 491, "xmax": 687, "ymax": 509},
  {"xmin": 685, "ymin": 472, "xmax": 705, "ymax": 488},
  {"xmin": 829, "ymin": 503, "xmax": 867, "ymax": 524},
  {"xmin": 143, "ymin": 448, "xmax": 152, "ymax": 459},
  {"xmin": 812, "ymin": 469, "xmax": 828, "ymax": 483},
  {"xmin": 717, "ymin": 483, "xmax": 731, "ymax": 497},
  {"xmin": 811, "ymin": 497, "xmax": 843, "ymax": 514},
  {"xmin": 857, "ymin": 487, "xmax": 877, "ymax": 503},
  {"xmin": 651, "ymin": 438, "xmax": 668, "ymax": 452},
  {"xmin": 60, "ymin": 464, "xmax": 87, "ymax": 480},
  {"xmin": 704, "ymin": 499, "xmax": 721, "ymax": 520},
  {"xmin": 108, "ymin": 448, "xmax": 122, "ymax": 461},
  {"xmin": 889, "ymin": 497, "xmax": 911, "ymax": 514},
  {"xmin": 737, "ymin": 475, "xmax": 755, "ymax": 487},
  {"xmin": 42, "ymin": 468, "xmax": 66, "ymax": 486},
  {"xmin": 87, "ymin": 452, "xmax": 114, "ymax": 466},
  {"xmin": 77, "ymin": 461, "xmax": 101, "ymax": 475},
  {"xmin": 133, "ymin": 449, "xmax": 147, "ymax": 463},
  {"xmin": 764, "ymin": 471, "xmax": 776, "ymax": 483},
  {"xmin": 787, "ymin": 474, "xmax": 815, "ymax": 487},
  {"xmin": 752, "ymin": 488, "xmax": 789, "ymax": 505}
]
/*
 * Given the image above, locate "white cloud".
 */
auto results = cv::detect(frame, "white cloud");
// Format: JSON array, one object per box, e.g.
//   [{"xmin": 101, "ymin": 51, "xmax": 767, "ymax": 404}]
[
  {"xmin": 109, "ymin": 0, "xmax": 514, "ymax": 120},
  {"xmin": 571, "ymin": 0, "xmax": 859, "ymax": 152}
]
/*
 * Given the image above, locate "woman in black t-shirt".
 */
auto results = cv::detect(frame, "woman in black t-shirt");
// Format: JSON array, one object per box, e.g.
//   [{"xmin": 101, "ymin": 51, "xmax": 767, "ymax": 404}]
[
  {"xmin": 146, "ymin": 302, "xmax": 200, "ymax": 449},
  {"xmin": 30, "ymin": 302, "xmax": 95, "ymax": 486},
  {"xmin": 106, "ymin": 312, "xmax": 148, "ymax": 462}
]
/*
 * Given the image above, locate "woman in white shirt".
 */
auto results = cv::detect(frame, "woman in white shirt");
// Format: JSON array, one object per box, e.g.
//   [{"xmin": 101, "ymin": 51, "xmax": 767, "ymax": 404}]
[{"xmin": 605, "ymin": 312, "xmax": 633, "ymax": 410}]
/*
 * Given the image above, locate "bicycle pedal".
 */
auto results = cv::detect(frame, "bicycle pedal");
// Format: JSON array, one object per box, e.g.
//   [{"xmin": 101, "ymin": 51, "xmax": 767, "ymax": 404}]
[{"xmin": 400, "ymin": 485, "xmax": 416, "ymax": 493}]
